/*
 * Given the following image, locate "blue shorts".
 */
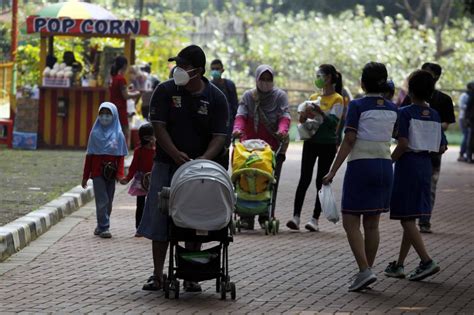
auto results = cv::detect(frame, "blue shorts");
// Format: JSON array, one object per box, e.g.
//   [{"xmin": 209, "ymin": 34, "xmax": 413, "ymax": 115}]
[{"xmin": 137, "ymin": 161, "xmax": 176, "ymax": 241}]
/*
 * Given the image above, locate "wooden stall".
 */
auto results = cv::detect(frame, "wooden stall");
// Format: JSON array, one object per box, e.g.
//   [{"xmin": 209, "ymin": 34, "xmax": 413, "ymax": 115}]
[{"xmin": 26, "ymin": 14, "xmax": 149, "ymax": 148}]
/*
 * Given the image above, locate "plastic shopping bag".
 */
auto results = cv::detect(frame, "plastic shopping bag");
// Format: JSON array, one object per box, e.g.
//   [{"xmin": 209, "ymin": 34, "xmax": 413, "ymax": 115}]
[{"xmin": 319, "ymin": 184, "xmax": 339, "ymax": 223}]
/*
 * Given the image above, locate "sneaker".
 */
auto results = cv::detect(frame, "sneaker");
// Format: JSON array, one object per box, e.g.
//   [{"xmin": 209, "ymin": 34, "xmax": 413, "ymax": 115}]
[
  {"xmin": 305, "ymin": 218, "xmax": 319, "ymax": 232},
  {"xmin": 93, "ymin": 228, "xmax": 101, "ymax": 236},
  {"xmin": 419, "ymin": 225, "xmax": 432, "ymax": 234},
  {"xmin": 408, "ymin": 260, "xmax": 440, "ymax": 281},
  {"xmin": 348, "ymin": 268, "xmax": 377, "ymax": 292},
  {"xmin": 384, "ymin": 261, "xmax": 405, "ymax": 278},
  {"xmin": 183, "ymin": 280, "xmax": 202, "ymax": 292},
  {"xmin": 99, "ymin": 230, "xmax": 112, "ymax": 238},
  {"xmin": 286, "ymin": 216, "xmax": 300, "ymax": 230}
]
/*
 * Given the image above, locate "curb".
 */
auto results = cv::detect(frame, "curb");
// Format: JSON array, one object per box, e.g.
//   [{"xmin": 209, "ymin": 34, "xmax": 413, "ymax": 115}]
[
  {"xmin": 0, "ymin": 185, "xmax": 95, "ymax": 262},
  {"xmin": 0, "ymin": 155, "xmax": 133, "ymax": 263}
]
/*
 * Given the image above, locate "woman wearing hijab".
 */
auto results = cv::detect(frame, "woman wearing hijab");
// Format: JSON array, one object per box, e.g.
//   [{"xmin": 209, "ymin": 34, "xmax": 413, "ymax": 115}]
[
  {"xmin": 232, "ymin": 64, "xmax": 291, "ymax": 229},
  {"xmin": 82, "ymin": 102, "xmax": 128, "ymax": 238}
]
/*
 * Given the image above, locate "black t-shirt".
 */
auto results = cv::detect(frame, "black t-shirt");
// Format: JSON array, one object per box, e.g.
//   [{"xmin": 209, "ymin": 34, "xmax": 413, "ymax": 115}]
[
  {"xmin": 400, "ymin": 89, "xmax": 455, "ymax": 124},
  {"xmin": 211, "ymin": 79, "xmax": 239, "ymax": 117},
  {"xmin": 149, "ymin": 78, "xmax": 229, "ymax": 164},
  {"xmin": 211, "ymin": 78, "xmax": 239, "ymax": 146}
]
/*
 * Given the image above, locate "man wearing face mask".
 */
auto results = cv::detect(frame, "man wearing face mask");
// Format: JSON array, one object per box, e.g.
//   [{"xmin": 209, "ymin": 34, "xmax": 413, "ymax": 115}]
[
  {"xmin": 210, "ymin": 59, "xmax": 239, "ymax": 169},
  {"xmin": 232, "ymin": 64, "xmax": 291, "ymax": 230},
  {"xmin": 137, "ymin": 45, "xmax": 229, "ymax": 293}
]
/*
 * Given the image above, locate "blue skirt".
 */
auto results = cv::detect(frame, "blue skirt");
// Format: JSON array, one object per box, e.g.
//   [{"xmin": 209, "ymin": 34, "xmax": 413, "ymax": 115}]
[
  {"xmin": 390, "ymin": 152, "xmax": 432, "ymax": 220},
  {"xmin": 342, "ymin": 159, "xmax": 393, "ymax": 216}
]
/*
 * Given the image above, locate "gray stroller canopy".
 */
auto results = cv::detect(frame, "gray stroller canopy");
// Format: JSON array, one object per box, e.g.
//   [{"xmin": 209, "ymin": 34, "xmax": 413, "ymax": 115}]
[{"xmin": 169, "ymin": 160, "xmax": 236, "ymax": 231}]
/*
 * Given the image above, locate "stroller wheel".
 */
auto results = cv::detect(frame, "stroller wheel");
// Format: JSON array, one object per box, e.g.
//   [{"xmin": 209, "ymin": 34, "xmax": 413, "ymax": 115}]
[
  {"xmin": 162, "ymin": 274, "xmax": 167, "ymax": 292},
  {"xmin": 230, "ymin": 282, "xmax": 236, "ymax": 300},
  {"xmin": 164, "ymin": 279, "xmax": 170, "ymax": 299},
  {"xmin": 220, "ymin": 281, "xmax": 227, "ymax": 300},
  {"xmin": 236, "ymin": 220, "xmax": 241, "ymax": 233},
  {"xmin": 275, "ymin": 220, "xmax": 280, "ymax": 234},
  {"xmin": 264, "ymin": 221, "xmax": 270, "ymax": 235},
  {"xmin": 230, "ymin": 220, "xmax": 236, "ymax": 235},
  {"xmin": 271, "ymin": 220, "xmax": 277, "ymax": 235},
  {"xmin": 173, "ymin": 280, "xmax": 180, "ymax": 299}
]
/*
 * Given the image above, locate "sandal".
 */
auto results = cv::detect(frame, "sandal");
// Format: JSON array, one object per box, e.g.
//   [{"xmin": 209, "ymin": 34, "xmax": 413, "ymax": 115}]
[{"xmin": 142, "ymin": 275, "xmax": 162, "ymax": 291}]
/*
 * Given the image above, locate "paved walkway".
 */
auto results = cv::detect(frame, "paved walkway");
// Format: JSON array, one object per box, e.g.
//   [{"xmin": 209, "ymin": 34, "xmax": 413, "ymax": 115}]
[{"xmin": 0, "ymin": 145, "xmax": 473, "ymax": 314}]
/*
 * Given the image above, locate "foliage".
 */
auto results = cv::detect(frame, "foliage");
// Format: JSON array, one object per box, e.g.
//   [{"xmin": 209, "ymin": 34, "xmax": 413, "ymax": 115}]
[
  {"xmin": 200, "ymin": 5, "xmax": 474, "ymax": 93},
  {"xmin": 11, "ymin": 1, "xmax": 473, "ymax": 95},
  {"xmin": 135, "ymin": 10, "xmax": 194, "ymax": 79},
  {"xmin": 0, "ymin": 23, "xmax": 10, "ymax": 61}
]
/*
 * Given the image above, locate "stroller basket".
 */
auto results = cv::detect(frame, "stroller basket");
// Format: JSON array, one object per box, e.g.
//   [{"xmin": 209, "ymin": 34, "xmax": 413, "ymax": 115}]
[{"xmin": 175, "ymin": 244, "xmax": 222, "ymax": 282}]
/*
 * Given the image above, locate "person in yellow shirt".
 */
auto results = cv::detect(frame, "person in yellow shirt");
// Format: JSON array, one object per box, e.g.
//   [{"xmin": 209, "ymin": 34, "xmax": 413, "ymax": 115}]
[{"xmin": 287, "ymin": 64, "xmax": 344, "ymax": 232}]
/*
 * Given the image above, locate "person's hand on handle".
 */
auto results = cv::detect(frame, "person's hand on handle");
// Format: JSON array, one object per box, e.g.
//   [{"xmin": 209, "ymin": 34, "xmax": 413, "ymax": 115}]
[
  {"xmin": 276, "ymin": 130, "xmax": 288, "ymax": 140},
  {"xmin": 232, "ymin": 130, "xmax": 243, "ymax": 139},
  {"xmin": 81, "ymin": 179, "xmax": 88, "ymax": 189},
  {"xmin": 322, "ymin": 170, "xmax": 336, "ymax": 186},
  {"xmin": 173, "ymin": 151, "xmax": 191, "ymax": 165}
]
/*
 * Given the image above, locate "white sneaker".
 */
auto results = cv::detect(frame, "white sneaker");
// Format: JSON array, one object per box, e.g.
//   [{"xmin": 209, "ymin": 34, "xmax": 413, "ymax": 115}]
[
  {"xmin": 286, "ymin": 216, "xmax": 300, "ymax": 230},
  {"xmin": 305, "ymin": 218, "xmax": 319, "ymax": 232},
  {"xmin": 348, "ymin": 268, "xmax": 377, "ymax": 292}
]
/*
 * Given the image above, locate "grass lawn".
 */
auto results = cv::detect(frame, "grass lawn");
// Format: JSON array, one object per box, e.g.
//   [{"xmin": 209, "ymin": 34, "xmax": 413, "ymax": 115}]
[{"xmin": 0, "ymin": 147, "xmax": 86, "ymax": 226}]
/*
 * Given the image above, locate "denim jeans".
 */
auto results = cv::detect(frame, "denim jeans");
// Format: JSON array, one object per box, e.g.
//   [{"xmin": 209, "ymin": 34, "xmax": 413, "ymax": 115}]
[{"xmin": 92, "ymin": 176, "xmax": 116, "ymax": 232}]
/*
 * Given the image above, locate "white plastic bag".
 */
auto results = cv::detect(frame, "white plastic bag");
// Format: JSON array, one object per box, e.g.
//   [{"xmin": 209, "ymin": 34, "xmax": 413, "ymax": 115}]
[
  {"xmin": 127, "ymin": 99, "xmax": 136, "ymax": 115},
  {"xmin": 319, "ymin": 184, "xmax": 339, "ymax": 223}
]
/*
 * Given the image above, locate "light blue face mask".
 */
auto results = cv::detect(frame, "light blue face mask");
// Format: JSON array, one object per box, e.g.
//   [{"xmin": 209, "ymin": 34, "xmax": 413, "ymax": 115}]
[
  {"xmin": 210, "ymin": 70, "xmax": 222, "ymax": 79},
  {"xmin": 99, "ymin": 114, "xmax": 113, "ymax": 126}
]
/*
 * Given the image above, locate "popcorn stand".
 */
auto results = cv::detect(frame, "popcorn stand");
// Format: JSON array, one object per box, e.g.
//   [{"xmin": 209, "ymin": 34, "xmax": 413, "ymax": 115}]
[{"xmin": 26, "ymin": 2, "xmax": 149, "ymax": 148}]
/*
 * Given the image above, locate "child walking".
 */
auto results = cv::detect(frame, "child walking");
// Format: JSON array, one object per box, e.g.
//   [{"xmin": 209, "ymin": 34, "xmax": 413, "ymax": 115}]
[
  {"xmin": 322, "ymin": 62, "xmax": 398, "ymax": 291},
  {"xmin": 120, "ymin": 123, "xmax": 155, "ymax": 236},
  {"xmin": 82, "ymin": 102, "xmax": 128, "ymax": 239},
  {"xmin": 385, "ymin": 70, "xmax": 446, "ymax": 280}
]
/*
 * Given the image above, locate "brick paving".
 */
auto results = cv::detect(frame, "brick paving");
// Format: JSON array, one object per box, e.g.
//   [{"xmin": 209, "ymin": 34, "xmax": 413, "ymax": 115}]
[{"xmin": 0, "ymin": 144, "xmax": 473, "ymax": 314}]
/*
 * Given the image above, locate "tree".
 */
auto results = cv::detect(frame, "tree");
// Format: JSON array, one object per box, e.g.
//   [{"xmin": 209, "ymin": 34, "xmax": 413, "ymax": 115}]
[{"xmin": 398, "ymin": 0, "xmax": 455, "ymax": 59}]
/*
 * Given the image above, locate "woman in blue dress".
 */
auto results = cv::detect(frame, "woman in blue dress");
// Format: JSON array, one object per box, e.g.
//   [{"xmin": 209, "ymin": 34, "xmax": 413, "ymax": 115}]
[
  {"xmin": 384, "ymin": 70, "xmax": 446, "ymax": 281},
  {"xmin": 322, "ymin": 62, "xmax": 398, "ymax": 292}
]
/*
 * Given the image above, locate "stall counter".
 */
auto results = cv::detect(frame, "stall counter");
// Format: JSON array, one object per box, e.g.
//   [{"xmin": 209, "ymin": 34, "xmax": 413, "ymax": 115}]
[{"xmin": 38, "ymin": 85, "xmax": 108, "ymax": 148}]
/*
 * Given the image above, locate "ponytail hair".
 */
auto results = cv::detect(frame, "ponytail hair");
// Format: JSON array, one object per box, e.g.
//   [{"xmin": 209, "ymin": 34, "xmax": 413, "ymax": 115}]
[
  {"xmin": 319, "ymin": 64, "xmax": 343, "ymax": 94},
  {"xmin": 334, "ymin": 71, "xmax": 343, "ymax": 95},
  {"xmin": 110, "ymin": 56, "xmax": 128, "ymax": 76}
]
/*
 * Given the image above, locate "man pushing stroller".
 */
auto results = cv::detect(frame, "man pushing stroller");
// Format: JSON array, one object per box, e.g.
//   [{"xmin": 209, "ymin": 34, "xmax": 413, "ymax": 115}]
[{"xmin": 137, "ymin": 45, "xmax": 230, "ymax": 292}]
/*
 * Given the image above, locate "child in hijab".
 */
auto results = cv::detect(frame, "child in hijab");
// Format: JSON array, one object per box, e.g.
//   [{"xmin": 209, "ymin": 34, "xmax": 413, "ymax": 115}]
[
  {"xmin": 120, "ymin": 123, "xmax": 155, "ymax": 236},
  {"xmin": 82, "ymin": 102, "xmax": 128, "ymax": 239}
]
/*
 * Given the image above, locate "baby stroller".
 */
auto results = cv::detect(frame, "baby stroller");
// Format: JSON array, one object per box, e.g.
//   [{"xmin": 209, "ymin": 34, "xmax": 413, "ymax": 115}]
[
  {"xmin": 159, "ymin": 159, "xmax": 236, "ymax": 300},
  {"xmin": 231, "ymin": 139, "xmax": 280, "ymax": 235}
]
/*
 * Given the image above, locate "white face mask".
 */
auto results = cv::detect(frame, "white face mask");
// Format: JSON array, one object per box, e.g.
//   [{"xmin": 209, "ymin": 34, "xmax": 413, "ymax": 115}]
[
  {"xmin": 257, "ymin": 80, "xmax": 274, "ymax": 92},
  {"xmin": 99, "ymin": 114, "xmax": 113, "ymax": 126},
  {"xmin": 173, "ymin": 67, "xmax": 198, "ymax": 86}
]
